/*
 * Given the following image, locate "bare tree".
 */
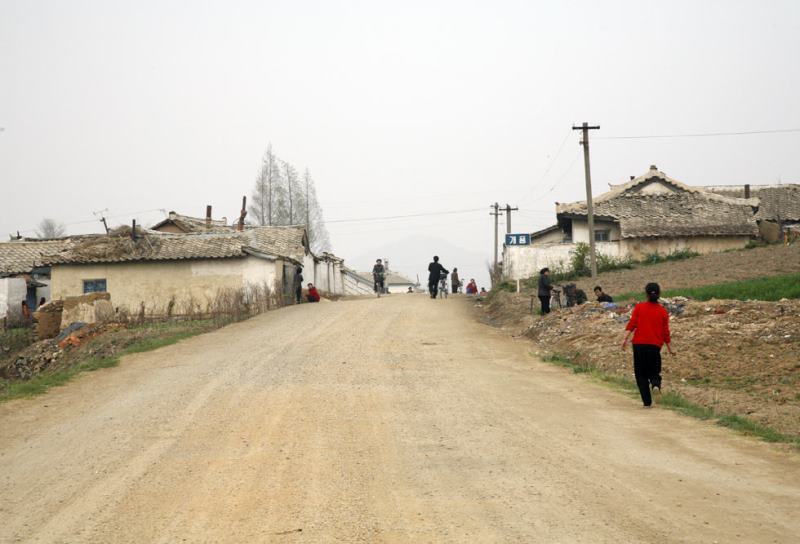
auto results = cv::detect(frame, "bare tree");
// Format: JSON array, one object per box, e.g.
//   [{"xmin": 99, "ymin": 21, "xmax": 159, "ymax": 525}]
[
  {"xmin": 248, "ymin": 145, "xmax": 330, "ymax": 252},
  {"xmin": 36, "ymin": 218, "xmax": 66, "ymax": 238},
  {"xmin": 248, "ymin": 144, "xmax": 281, "ymax": 226}
]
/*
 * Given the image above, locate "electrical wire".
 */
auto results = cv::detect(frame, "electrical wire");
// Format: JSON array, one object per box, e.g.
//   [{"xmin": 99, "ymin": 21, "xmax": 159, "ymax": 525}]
[
  {"xmin": 326, "ymin": 207, "xmax": 485, "ymax": 224},
  {"xmin": 596, "ymin": 128, "xmax": 800, "ymax": 140}
]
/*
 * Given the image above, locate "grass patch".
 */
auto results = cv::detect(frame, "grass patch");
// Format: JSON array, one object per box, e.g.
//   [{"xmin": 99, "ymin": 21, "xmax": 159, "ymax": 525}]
[
  {"xmin": 623, "ymin": 273, "xmax": 800, "ymax": 302},
  {"xmin": 538, "ymin": 351, "xmax": 799, "ymax": 448},
  {"xmin": 642, "ymin": 248, "xmax": 700, "ymax": 265},
  {"xmin": 0, "ymin": 327, "xmax": 207, "ymax": 403}
]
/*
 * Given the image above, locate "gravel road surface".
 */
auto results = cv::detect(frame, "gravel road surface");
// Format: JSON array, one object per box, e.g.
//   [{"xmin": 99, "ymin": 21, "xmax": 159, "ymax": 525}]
[{"xmin": 1, "ymin": 295, "xmax": 798, "ymax": 543}]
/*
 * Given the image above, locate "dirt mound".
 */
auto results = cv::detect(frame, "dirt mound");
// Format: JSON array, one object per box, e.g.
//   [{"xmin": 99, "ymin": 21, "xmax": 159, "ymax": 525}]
[
  {"xmin": 517, "ymin": 298, "xmax": 800, "ymax": 438},
  {"xmin": 571, "ymin": 243, "xmax": 800, "ymax": 299}
]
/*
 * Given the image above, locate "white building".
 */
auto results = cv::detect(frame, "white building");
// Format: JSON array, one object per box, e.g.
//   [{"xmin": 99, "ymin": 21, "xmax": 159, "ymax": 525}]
[{"xmin": 503, "ymin": 165, "xmax": 763, "ymax": 281}]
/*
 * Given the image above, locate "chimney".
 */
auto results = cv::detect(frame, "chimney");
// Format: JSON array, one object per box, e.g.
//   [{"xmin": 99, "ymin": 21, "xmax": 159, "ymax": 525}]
[
  {"xmin": 650, "ymin": 164, "xmax": 658, "ymax": 171},
  {"xmin": 131, "ymin": 219, "xmax": 137, "ymax": 240},
  {"xmin": 168, "ymin": 211, "xmax": 177, "ymax": 220},
  {"xmin": 238, "ymin": 196, "xmax": 247, "ymax": 231},
  {"xmin": 744, "ymin": 184, "xmax": 751, "ymax": 199},
  {"xmin": 206, "ymin": 205, "xmax": 212, "ymax": 228},
  {"xmin": 630, "ymin": 176, "xmax": 635, "ymax": 180}
]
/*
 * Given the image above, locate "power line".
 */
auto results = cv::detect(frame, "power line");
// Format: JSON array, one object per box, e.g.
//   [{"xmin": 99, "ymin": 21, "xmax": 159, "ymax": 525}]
[
  {"xmin": 325, "ymin": 207, "xmax": 484, "ymax": 224},
  {"xmin": 596, "ymin": 128, "xmax": 800, "ymax": 140}
]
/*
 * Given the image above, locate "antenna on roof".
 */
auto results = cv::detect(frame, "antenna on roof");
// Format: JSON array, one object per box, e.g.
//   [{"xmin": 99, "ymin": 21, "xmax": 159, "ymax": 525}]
[{"xmin": 93, "ymin": 209, "xmax": 110, "ymax": 234}]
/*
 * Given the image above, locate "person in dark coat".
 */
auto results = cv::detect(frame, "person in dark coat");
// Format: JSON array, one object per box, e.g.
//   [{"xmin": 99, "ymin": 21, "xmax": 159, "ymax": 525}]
[
  {"xmin": 451, "ymin": 268, "xmax": 460, "ymax": 294},
  {"xmin": 594, "ymin": 286, "xmax": 613, "ymax": 303},
  {"xmin": 293, "ymin": 266, "xmax": 304, "ymax": 304},
  {"xmin": 538, "ymin": 267, "xmax": 553, "ymax": 314},
  {"xmin": 427, "ymin": 256, "xmax": 448, "ymax": 299}
]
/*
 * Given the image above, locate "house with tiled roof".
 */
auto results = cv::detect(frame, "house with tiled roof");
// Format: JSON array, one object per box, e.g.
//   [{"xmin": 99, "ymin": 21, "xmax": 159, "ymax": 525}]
[
  {"xmin": 151, "ymin": 209, "xmax": 233, "ymax": 234},
  {"xmin": 702, "ymin": 183, "xmax": 800, "ymax": 241},
  {"xmin": 42, "ymin": 226, "xmax": 314, "ymax": 316},
  {"xmin": 503, "ymin": 165, "xmax": 765, "ymax": 280},
  {"xmin": 0, "ymin": 238, "xmax": 76, "ymax": 321}
]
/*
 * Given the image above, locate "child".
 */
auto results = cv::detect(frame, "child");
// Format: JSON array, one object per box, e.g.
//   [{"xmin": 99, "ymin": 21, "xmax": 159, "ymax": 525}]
[{"xmin": 621, "ymin": 283, "xmax": 675, "ymax": 407}]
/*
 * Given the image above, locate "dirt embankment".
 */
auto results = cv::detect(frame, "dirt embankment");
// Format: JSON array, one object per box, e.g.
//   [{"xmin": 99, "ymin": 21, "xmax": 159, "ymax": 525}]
[
  {"xmin": 484, "ymin": 290, "xmax": 800, "ymax": 440},
  {"xmin": 572, "ymin": 243, "xmax": 800, "ymax": 298}
]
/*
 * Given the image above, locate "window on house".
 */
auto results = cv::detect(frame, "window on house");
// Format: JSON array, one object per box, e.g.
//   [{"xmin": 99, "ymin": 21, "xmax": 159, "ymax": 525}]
[
  {"xmin": 82, "ymin": 279, "xmax": 107, "ymax": 294},
  {"xmin": 594, "ymin": 230, "xmax": 610, "ymax": 242}
]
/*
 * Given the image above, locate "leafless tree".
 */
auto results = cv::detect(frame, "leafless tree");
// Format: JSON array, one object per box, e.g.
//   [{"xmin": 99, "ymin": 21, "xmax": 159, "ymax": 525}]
[
  {"xmin": 248, "ymin": 144, "xmax": 281, "ymax": 225},
  {"xmin": 36, "ymin": 218, "xmax": 66, "ymax": 238},
  {"xmin": 248, "ymin": 146, "xmax": 331, "ymax": 252}
]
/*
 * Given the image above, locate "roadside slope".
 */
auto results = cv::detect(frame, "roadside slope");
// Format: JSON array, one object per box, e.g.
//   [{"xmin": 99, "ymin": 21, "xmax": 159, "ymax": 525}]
[{"xmin": 1, "ymin": 296, "xmax": 798, "ymax": 543}]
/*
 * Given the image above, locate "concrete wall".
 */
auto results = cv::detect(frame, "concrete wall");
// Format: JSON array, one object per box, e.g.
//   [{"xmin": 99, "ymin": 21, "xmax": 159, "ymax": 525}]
[
  {"xmin": 503, "ymin": 242, "xmax": 623, "ymax": 281},
  {"xmin": 50, "ymin": 256, "xmax": 280, "ymax": 315},
  {"xmin": 0, "ymin": 277, "xmax": 27, "ymax": 320},
  {"xmin": 503, "ymin": 235, "xmax": 751, "ymax": 280},
  {"xmin": 342, "ymin": 270, "xmax": 373, "ymax": 295},
  {"xmin": 620, "ymin": 236, "xmax": 750, "ymax": 259}
]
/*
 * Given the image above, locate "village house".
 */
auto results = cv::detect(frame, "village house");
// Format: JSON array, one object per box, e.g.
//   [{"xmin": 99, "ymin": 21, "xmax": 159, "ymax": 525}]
[
  {"xmin": 150, "ymin": 208, "xmax": 232, "ymax": 234},
  {"xmin": 384, "ymin": 272, "xmax": 417, "ymax": 293},
  {"xmin": 42, "ymin": 226, "xmax": 312, "ymax": 316},
  {"xmin": 0, "ymin": 238, "xmax": 75, "ymax": 323},
  {"xmin": 503, "ymin": 165, "xmax": 777, "ymax": 280},
  {"xmin": 702, "ymin": 184, "xmax": 800, "ymax": 242}
]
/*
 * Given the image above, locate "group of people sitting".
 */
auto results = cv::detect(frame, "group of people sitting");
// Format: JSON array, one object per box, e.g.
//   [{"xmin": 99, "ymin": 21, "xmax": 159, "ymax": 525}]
[{"xmin": 537, "ymin": 267, "xmax": 613, "ymax": 314}]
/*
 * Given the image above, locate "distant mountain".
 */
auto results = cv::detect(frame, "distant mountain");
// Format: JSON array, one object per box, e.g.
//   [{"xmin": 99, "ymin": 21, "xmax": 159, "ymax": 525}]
[{"xmin": 349, "ymin": 235, "xmax": 491, "ymax": 289}]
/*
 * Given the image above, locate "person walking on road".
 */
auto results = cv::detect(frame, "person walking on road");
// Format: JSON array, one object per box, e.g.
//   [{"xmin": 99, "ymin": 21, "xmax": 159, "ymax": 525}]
[
  {"xmin": 451, "ymin": 268, "xmax": 460, "ymax": 294},
  {"xmin": 427, "ymin": 256, "xmax": 448, "ymax": 299},
  {"xmin": 538, "ymin": 268, "xmax": 553, "ymax": 314},
  {"xmin": 622, "ymin": 282, "xmax": 676, "ymax": 407},
  {"xmin": 372, "ymin": 259, "xmax": 386, "ymax": 295}
]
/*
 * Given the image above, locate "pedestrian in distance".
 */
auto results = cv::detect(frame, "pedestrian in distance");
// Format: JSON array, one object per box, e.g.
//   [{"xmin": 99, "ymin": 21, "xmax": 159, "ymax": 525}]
[
  {"xmin": 427, "ymin": 256, "xmax": 448, "ymax": 299},
  {"xmin": 538, "ymin": 268, "xmax": 553, "ymax": 314},
  {"xmin": 372, "ymin": 259, "xmax": 386, "ymax": 295},
  {"xmin": 465, "ymin": 278, "xmax": 478, "ymax": 295},
  {"xmin": 306, "ymin": 283, "xmax": 321, "ymax": 303},
  {"xmin": 621, "ymin": 282, "xmax": 676, "ymax": 407},
  {"xmin": 293, "ymin": 265, "xmax": 304, "ymax": 304},
  {"xmin": 594, "ymin": 286, "xmax": 613, "ymax": 303},
  {"xmin": 451, "ymin": 267, "xmax": 460, "ymax": 294}
]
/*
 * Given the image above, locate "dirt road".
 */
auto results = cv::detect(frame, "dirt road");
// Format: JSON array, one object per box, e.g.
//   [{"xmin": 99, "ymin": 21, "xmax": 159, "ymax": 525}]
[{"xmin": 1, "ymin": 296, "xmax": 799, "ymax": 543}]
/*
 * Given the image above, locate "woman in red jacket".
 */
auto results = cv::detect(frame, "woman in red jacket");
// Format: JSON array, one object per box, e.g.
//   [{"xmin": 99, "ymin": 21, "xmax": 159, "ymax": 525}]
[{"xmin": 622, "ymin": 283, "xmax": 675, "ymax": 407}]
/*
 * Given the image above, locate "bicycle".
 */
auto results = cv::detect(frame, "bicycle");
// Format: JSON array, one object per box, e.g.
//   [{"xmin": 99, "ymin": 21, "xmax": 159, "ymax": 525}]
[
  {"xmin": 550, "ymin": 288, "xmax": 562, "ymax": 310},
  {"xmin": 438, "ymin": 276, "xmax": 448, "ymax": 299},
  {"xmin": 374, "ymin": 275, "xmax": 385, "ymax": 298}
]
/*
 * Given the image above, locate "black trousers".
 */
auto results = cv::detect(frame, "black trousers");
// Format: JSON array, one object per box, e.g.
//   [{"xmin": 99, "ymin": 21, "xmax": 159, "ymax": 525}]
[
  {"xmin": 452, "ymin": 283, "xmax": 458, "ymax": 294},
  {"xmin": 633, "ymin": 344, "xmax": 662, "ymax": 406},
  {"xmin": 539, "ymin": 295, "xmax": 550, "ymax": 315},
  {"xmin": 428, "ymin": 279, "xmax": 438, "ymax": 298},
  {"xmin": 295, "ymin": 286, "xmax": 302, "ymax": 304}
]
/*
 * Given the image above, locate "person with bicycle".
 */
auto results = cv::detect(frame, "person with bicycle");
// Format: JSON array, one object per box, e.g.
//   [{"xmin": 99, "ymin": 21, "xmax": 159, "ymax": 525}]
[
  {"xmin": 538, "ymin": 267, "xmax": 554, "ymax": 314},
  {"xmin": 372, "ymin": 259, "xmax": 386, "ymax": 295},
  {"xmin": 427, "ymin": 256, "xmax": 448, "ymax": 299}
]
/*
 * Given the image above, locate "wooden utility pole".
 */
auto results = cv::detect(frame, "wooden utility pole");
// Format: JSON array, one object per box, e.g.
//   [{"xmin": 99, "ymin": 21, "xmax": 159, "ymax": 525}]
[
  {"xmin": 572, "ymin": 122, "xmax": 600, "ymax": 278},
  {"xmin": 504, "ymin": 204, "xmax": 519, "ymax": 234},
  {"xmin": 490, "ymin": 203, "xmax": 503, "ymax": 273}
]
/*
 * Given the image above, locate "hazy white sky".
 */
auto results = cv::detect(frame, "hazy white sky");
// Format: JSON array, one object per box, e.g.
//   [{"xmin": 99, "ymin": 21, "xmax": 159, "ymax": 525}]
[{"xmin": 2, "ymin": 0, "xmax": 799, "ymax": 284}]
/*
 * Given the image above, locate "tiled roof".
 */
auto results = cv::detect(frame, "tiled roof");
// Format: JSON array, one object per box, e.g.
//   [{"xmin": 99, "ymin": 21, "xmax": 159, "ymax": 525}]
[
  {"xmin": 43, "ymin": 226, "xmax": 307, "ymax": 266},
  {"xmin": 0, "ymin": 239, "xmax": 76, "ymax": 275},
  {"xmin": 557, "ymin": 166, "xmax": 759, "ymax": 238},
  {"xmin": 703, "ymin": 184, "xmax": 800, "ymax": 221},
  {"xmin": 151, "ymin": 212, "xmax": 234, "ymax": 233}
]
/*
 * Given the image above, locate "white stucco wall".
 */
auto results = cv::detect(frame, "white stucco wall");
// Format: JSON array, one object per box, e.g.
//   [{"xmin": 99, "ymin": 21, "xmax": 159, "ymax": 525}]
[
  {"xmin": 0, "ymin": 277, "xmax": 27, "ymax": 320},
  {"xmin": 50, "ymin": 256, "xmax": 279, "ymax": 315},
  {"xmin": 342, "ymin": 271, "xmax": 373, "ymax": 295},
  {"xmin": 503, "ymin": 243, "xmax": 624, "ymax": 281}
]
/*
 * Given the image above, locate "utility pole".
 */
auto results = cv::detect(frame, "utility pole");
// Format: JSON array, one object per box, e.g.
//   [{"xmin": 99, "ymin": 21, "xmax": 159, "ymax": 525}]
[
  {"xmin": 490, "ymin": 203, "xmax": 503, "ymax": 278},
  {"xmin": 504, "ymin": 204, "xmax": 518, "ymax": 234},
  {"xmin": 572, "ymin": 122, "xmax": 601, "ymax": 278}
]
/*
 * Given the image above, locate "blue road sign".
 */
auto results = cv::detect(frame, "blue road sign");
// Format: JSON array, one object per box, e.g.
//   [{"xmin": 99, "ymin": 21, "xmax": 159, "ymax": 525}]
[{"xmin": 505, "ymin": 233, "xmax": 531, "ymax": 246}]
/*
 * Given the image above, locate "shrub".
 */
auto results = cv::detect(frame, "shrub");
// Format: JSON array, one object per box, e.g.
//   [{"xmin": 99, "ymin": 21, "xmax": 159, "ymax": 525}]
[{"xmin": 643, "ymin": 248, "xmax": 700, "ymax": 264}]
